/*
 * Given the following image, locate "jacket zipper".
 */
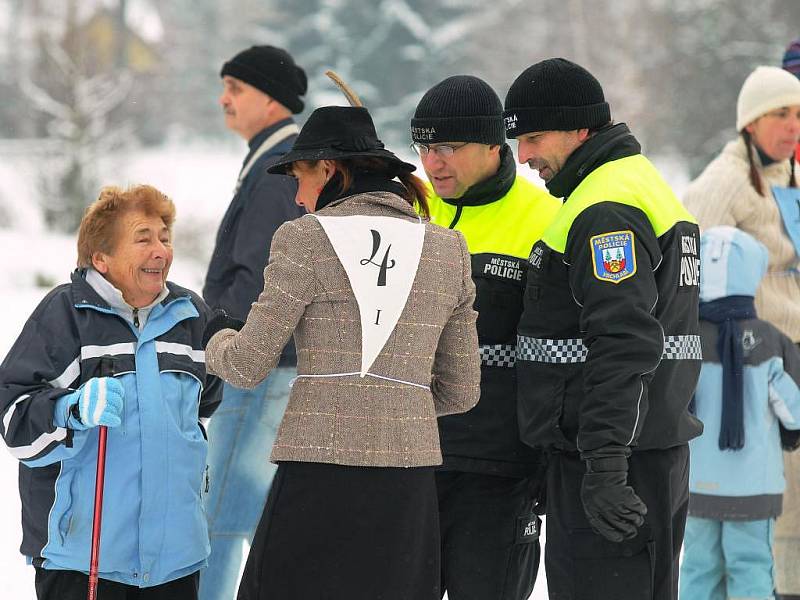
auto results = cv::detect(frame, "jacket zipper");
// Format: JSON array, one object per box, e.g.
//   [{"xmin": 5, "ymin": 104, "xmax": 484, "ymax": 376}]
[
  {"xmin": 448, "ymin": 204, "xmax": 464, "ymax": 229},
  {"xmin": 133, "ymin": 308, "xmax": 140, "ymax": 329}
]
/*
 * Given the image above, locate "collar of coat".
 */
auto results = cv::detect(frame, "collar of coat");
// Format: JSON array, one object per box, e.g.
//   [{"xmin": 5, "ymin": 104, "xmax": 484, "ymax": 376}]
[
  {"xmin": 320, "ymin": 184, "xmax": 421, "ymax": 220},
  {"xmin": 69, "ymin": 269, "xmax": 187, "ymax": 310},
  {"xmin": 316, "ymin": 170, "xmax": 408, "ymax": 211},
  {"xmin": 442, "ymin": 143, "xmax": 517, "ymax": 207},
  {"xmin": 723, "ymin": 136, "xmax": 793, "ymax": 184},
  {"xmin": 246, "ymin": 117, "xmax": 296, "ymax": 152},
  {"xmin": 546, "ymin": 122, "xmax": 641, "ymax": 200}
]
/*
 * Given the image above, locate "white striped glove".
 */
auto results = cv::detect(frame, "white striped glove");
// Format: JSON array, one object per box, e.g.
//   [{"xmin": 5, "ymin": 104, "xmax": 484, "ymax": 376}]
[{"xmin": 66, "ymin": 377, "xmax": 125, "ymax": 430}]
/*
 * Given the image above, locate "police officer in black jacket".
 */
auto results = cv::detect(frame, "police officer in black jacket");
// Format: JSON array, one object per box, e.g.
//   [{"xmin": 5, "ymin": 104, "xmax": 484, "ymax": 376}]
[
  {"xmin": 504, "ymin": 58, "xmax": 703, "ymax": 600},
  {"xmin": 411, "ymin": 76, "xmax": 561, "ymax": 600}
]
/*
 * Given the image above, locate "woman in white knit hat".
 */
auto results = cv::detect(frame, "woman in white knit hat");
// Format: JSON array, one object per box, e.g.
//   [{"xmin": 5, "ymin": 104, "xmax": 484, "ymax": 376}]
[{"xmin": 683, "ymin": 65, "xmax": 800, "ymax": 600}]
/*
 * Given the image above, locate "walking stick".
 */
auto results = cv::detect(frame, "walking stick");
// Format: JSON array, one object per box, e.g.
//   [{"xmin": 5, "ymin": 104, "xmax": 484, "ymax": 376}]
[{"xmin": 88, "ymin": 356, "xmax": 114, "ymax": 600}]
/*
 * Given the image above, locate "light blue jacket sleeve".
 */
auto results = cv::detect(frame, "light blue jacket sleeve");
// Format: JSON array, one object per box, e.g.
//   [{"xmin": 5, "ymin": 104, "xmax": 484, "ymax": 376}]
[
  {"xmin": 22, "ymin": 388, "xmax": 91, "ymax": 466},
  {"xmin": 767, "ymin": 336, "xmax": 800, "ymax": 430}
]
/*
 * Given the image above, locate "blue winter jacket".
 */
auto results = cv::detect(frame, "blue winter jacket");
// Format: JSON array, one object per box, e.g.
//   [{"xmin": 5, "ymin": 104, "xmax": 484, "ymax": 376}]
[
  {"xmin": 690, "ymin": 226, "xmax": 800, "ymax": 520},
  {"xmin": 0, "ymin": 270, "xmax": 222, "ymax": 586}
]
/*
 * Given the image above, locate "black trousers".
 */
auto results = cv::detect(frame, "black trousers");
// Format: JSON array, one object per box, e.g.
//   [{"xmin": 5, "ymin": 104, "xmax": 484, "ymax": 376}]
[
  {"xmin": 437, "ymin": 471, "xmax": 541, "ymax": 600},
  {"xmin": 34, "ymin": 568, "xmax": 199, "ymax": 600},
  {"xmin": 544, "ymin": 445, "xmax": 689, "ymax": 600},
  {"xmin": 238, "ymin": 461, "xmax": 440, "ymax": 600}
]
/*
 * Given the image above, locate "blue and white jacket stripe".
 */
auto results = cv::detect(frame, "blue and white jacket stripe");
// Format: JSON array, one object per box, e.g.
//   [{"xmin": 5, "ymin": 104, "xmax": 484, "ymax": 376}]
[{"xmin": 0, "ymin": 270, "xmax": 221, "ymax": 587}]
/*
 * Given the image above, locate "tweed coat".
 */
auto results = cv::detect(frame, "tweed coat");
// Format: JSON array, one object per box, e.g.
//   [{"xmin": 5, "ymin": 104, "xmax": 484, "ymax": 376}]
[{"xmin": 206, "ymin": 190, "xmax": 480, "ymax": 468}]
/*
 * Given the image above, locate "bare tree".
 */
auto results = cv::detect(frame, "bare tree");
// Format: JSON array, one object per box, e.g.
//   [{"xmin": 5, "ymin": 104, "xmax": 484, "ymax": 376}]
[{"xmin": 23, "ymin": 0, "xmax": 133, "ymax": 231}]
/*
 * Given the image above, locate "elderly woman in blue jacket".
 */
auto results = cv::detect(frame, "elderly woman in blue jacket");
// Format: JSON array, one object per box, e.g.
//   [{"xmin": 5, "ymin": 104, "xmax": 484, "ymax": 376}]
[
  {"xmin": 680, "ymin": 226, "xmax": 800, "ymax": 600},
  {"xmin": 0, "ymin": 185, "xmax": 221, "ymax": 600}
]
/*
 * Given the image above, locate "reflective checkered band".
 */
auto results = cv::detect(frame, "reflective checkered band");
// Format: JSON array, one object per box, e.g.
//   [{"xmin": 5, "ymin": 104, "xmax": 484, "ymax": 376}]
[
  {"xmin": 517, "ymin": 334, "xmax": 703, "ymax": 363},
  {"xmin": 480, "ymin": 344, "xmax": 516, "ymax": 368},
  {"xmin": 662, "ymin": 335, "xmax": 702, "ymax": 360},
  {"xmin": 516, "ymin": 336, "xmax": 588, "ymax": 364}
]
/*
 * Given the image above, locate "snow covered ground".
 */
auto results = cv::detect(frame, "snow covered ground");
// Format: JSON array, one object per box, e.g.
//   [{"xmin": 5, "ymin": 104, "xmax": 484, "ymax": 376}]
[{"xmin": 0, "ymin": 141, "xmax": 688, "ymax": 598}]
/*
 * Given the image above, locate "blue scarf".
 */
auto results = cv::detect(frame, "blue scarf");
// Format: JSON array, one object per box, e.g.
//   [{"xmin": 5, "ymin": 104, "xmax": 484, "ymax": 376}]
[{"xmin": 698, "ymin": 296, "xmax": 757, "ymax": 450}]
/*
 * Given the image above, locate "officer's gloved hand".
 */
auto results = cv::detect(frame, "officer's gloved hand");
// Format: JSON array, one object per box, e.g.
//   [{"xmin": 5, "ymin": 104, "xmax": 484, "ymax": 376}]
[
  {"xmin": 202, "ymin": 309, "xmax": 245, "ymax": 348},
  {"xmin": 580, "ymin": 446, "xmax": 647, "ymax": 542},
  {"xmin": 65, "ymin": 377, "xmax": 125, "ymax": 430}
]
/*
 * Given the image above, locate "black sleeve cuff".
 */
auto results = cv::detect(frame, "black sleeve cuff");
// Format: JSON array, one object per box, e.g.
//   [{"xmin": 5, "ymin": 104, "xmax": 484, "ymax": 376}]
[{"xmin": 202, "ymin": 310, "xmax": 245, "ymax": 348}]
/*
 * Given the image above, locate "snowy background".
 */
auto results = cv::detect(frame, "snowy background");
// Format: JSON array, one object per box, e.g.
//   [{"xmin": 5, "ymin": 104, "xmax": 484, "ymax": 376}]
[{"xmin": 0, "ymin": 0, "xmax": 796, "ymax": 597}]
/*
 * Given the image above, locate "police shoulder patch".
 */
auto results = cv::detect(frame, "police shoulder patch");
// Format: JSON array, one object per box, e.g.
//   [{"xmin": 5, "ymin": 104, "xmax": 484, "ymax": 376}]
[{"xmin": 589, "ymin": 230, "xmax": 637, "ymax": 284}]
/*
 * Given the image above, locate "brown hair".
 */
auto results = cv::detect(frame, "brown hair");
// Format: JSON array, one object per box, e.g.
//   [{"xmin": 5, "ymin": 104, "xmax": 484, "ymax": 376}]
[
  {"xmin": 741, "ymin": 130, "xmax": 798, "ymax": 196},
  {"xmin": 77, "ymin": 184, "xmax": 176, "ymax": 268},
  {"xmin": 331, "ymin": 157, "xmax": 430, "ymax": 218}
]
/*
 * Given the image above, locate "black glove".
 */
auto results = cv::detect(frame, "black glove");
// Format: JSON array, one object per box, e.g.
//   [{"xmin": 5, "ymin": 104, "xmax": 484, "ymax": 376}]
[
  {"xmin": 580, "ymin": 447, "xmax": 647, "ymax": 542},
  {"xmin": 202, "ymin": 309, "xmax": 245, "ymax": 348}
]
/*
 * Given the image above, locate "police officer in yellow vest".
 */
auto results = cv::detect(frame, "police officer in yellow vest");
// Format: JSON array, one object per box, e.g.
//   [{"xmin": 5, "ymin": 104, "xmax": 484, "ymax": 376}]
[
  {"xmin": 410, "ymin": 75, "xmax": 560, "ymax": 600},
  {"xmin": 504, "ymin": 59, "xmax": 703, "ymax": 600}
]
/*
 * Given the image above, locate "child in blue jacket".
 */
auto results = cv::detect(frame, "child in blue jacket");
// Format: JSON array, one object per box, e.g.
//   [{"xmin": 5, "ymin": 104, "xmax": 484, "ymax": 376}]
[{"xmin": 680, "ymin": 226, "xmax": 800, "ymax": 600}]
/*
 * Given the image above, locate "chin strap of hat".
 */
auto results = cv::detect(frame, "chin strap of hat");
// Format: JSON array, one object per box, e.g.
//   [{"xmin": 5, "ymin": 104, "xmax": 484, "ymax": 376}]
[{"xmin": 325, "ymin": 70, "xmax": 363, "ymax": 108}]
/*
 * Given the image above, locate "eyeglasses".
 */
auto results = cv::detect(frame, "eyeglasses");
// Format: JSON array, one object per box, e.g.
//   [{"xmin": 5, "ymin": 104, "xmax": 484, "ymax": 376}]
[{"xmin": 410, "ymin": 142, "xmax": 469, "ymax": 158}]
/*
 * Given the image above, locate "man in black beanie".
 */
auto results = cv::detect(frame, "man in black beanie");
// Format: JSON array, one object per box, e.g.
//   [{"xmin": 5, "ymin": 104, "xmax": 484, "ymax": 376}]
[
  {"xmin": 411, "ymin": 75, "xmax": 560, "ymax": 600},
  {"xmin": 505, "ymin": 58, "xmax": 703, "ymax": 600},
  {"xmin": 200, "ymin": 45, "xmax": 307, "ymax": 600}
]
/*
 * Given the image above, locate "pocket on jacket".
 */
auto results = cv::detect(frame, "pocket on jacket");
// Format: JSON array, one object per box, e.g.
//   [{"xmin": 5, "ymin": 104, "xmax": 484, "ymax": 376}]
[
  {"xmin": 556, "ymin": 371, "xmax": 582, "ymax": 444},
  {"xmin": 550, "ymin": 377, "xmax": 575, "ymax": 448},
  {"xmin": 518, "ymin": 371, "xmax": 571, "ymax": 448},
  {"xmin": 567, "ymin": 526, "xmax": 655, "ymax": 600},
  {"xmin": 58, "ymin": 468, "xmax": 82, "ymax": 544},
  {"xmin": 171, "ymin": 436, "xmax": 208, "ymax": 508},
  {"xmin": 473, "ymin": 279, "xmax": 523, "ymax": 343},
  {"xmin": 160, "ymin": 371, "xmax": 205, "ymax": 442}
]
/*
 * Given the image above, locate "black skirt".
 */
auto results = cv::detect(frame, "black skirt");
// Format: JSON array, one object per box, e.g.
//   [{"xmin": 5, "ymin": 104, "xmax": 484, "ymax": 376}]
[{"xmin": 237, "ymin": 461, "xmax": 440, "ymax": 600}]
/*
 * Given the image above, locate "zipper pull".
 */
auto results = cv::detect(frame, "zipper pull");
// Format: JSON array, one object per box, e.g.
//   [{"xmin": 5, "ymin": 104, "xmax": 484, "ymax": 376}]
[{"xmin": 133, "ymin": 308, "xmax": 140, "ymax": 329}]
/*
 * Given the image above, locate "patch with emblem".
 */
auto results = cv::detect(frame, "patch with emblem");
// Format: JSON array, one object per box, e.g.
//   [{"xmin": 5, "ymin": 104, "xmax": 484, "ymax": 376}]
[
  {"xmin": 590, "ymin": 230, "xmax": 637, "ymax": 284},
  {"xmin": 741, "ymin": 329, "xmax": 761, "ymax": 354}
]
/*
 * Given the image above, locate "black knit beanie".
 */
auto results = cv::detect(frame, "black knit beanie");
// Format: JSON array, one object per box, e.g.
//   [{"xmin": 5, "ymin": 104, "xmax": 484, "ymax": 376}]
[
  {"xmin": 411, "ymin": 75, "xmax": 505, "ymax": 145},
  {"xmin": 220, "ymin": 45, "xmax": 307, "ymax": 114},
  {"xmin": 503, "ymin": 58, "xmax": 610, "ymax": 137}
]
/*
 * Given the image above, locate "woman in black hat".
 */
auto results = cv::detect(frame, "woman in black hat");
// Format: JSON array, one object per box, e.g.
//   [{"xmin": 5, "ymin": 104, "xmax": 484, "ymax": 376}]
[
  {"xmin": 203, "ymin": 102, "xmax": 481, "ymax": 600},
  {"xmin": 273, "ymin": 105, "xmax": 429, "ymax": 215}
]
